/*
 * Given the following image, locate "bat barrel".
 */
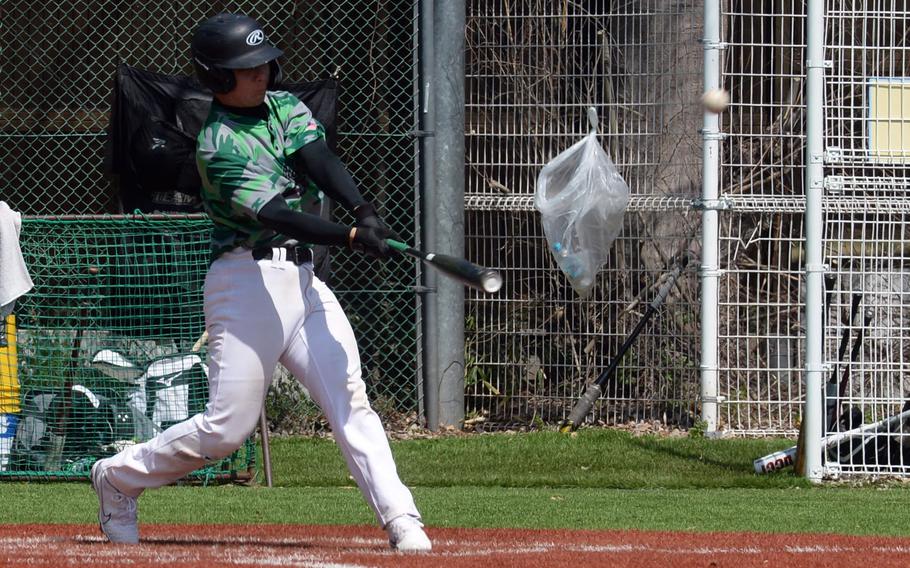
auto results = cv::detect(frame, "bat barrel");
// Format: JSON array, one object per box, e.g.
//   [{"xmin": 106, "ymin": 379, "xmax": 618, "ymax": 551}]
[
  {"xmin": 478, "ymin": 269, "xmax": 503, "ymax": 293},
  {"xmin": 387, "ymin": 239, "xmax": 503, "ymax": 293}
]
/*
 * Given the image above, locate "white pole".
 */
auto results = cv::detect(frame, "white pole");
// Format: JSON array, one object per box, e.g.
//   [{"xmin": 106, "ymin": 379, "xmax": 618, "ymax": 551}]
[
  {"xmin": 699, "ymin": 0, "xmax": 722, "ymax": 433},
  {"xmin": 802, "ymin": 0, "xmax": 826, "ymax": 483}
]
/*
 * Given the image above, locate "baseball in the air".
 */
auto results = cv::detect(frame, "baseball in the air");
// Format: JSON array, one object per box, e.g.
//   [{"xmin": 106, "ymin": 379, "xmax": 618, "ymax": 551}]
[{"xmin": 702, "ymin": 88, "xmax": 730, "ymax": 113}]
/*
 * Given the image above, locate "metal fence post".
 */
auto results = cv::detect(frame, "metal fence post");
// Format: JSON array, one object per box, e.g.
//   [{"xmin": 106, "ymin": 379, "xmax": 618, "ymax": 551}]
[
  {"xmin": 419, "ymin": 0, "xmax": 439, "ymax": 430},
  {"xmin": 700, "ymin": 0, "xmax": 722, "ymax": 434},
  {"xmin": 802, "ymin": 0, "xmax": 826, "ymax": 483},
  {"xmin": 431, "ymin": 0, "xmax": 466, "ymax": 429}
]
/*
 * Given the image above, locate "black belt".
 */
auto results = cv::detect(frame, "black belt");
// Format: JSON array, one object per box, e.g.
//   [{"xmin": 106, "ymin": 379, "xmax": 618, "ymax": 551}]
[{"xmin": 252, "ymin": 244, "xmax": 313, "ymax": 265}]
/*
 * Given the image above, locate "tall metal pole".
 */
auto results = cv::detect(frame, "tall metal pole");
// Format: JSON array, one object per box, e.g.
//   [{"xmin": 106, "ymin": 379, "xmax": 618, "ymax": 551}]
[
  {"xmin": 418, "ymin": 0, "xmax": 439, "ymax": 429},
  {"xmin": 432, "ymin": 0, "xmax": 466, "ymax": 428},
  {"xmin": 699, "ymin": 0, "xmax": 722, "ymax": 433},
  {"xmin": 802, "ymin": 0, "xmax": 826, "ymax": 483}
]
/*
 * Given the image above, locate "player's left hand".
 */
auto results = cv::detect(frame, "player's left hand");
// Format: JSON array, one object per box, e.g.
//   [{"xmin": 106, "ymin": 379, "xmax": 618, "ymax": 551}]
[{"xmin": 354, "ymin": 203, "xmax": 401, "ymax": 241}]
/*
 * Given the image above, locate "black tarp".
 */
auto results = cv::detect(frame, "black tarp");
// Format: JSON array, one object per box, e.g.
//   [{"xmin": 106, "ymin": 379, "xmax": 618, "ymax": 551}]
[{"xmin": 106, "ymin": 63, "xmax": 338, "ymax": 214}]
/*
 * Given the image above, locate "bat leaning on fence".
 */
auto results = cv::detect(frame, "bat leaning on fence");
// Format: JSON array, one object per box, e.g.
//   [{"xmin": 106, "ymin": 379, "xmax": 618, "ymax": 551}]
[
  {"xmin": 558, "ymin": 254, "xmax": 691, "ymax": 433},
  {"xmin": 834, "ymin": 306, "xmax": 873, "ymax": 428},
  {"xmin": 386, "ymin": 239, "xmax": 503, "ymax": 294},
  {"xmin": 825, "ymin": 292, "xmax": 862, "ymax": 432}
]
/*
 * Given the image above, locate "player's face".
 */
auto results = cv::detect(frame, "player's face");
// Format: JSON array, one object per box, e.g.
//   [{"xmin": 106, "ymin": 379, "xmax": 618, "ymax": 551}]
[{"xmin": 219, "ymin": 63, "xmax": 270, "ymax": 107}]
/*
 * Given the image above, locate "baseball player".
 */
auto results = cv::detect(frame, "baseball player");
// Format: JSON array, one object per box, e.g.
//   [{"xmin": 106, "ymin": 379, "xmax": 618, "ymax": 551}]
[{"xmin": 90, "ymin": 13, "xmax": 431, "ymax": 552}]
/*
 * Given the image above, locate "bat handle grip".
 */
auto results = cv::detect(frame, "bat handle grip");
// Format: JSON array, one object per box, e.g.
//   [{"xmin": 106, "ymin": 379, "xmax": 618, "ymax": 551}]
[
  {"xmin": 649, "ymin": 255, "xmax": 689, "ymax": 310},
  {"xmin": 561, "ymin": 383, "xmax": 603, "ymax": 433},
  {"xmin": 386, "ymin": 238, "xmax": 424, "ymax": 260},
  {"xmin": 386, "ymin": 239, "xmax": 409, "ymax": 253}
]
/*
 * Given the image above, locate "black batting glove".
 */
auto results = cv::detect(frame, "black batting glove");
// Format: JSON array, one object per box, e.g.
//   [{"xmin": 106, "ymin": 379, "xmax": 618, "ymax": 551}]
[
  {"xmin": 353, "ymin": 203, "xmax": 402, "ymax": 242},
  {"xmin": 348, "ymin": 226, "xmax": 398, "ymax": 260}
]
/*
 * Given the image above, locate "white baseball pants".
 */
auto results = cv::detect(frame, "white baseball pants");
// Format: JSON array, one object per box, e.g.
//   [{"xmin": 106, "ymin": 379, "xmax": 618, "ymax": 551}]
[{"xmin": 99, "ymin": 247, "xmax": 421, "ymax": 526}]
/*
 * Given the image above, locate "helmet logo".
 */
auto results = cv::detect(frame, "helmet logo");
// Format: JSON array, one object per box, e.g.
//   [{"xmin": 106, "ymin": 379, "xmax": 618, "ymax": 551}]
[{"xmin": 246, "ymin": 30, "xmax": 265, "ymax": 46}]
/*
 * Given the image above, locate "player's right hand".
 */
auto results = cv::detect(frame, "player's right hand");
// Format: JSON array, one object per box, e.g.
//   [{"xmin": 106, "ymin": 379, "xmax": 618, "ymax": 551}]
[{"xmin": 349, "ymin": 226, "xmax": 397, "ymax": 259}]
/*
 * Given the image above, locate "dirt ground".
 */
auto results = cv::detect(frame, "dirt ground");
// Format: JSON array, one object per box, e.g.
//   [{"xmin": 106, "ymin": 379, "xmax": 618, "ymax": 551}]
[{"xmin": 2, "ymin": 523, "xmax": 909, "ymax": 567}]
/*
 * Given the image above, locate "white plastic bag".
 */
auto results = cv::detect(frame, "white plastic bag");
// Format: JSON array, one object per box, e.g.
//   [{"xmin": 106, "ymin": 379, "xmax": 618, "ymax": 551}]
[{"xmin": 535, "ymin": 108, "xmax": 630, "ymax": 297}]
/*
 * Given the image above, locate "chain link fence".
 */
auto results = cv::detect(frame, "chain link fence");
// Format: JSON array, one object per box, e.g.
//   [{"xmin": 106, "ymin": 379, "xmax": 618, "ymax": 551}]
[
  {"xmin": 464, "ymin": 1, "xmax": 704, "ymax": 428},
  {"xmin": 1, "ymin": 0, "xmax": 421, "ymax": 478},
  {"xmin": 817, "ymin": 1, "xmax": 910, "ymax": 477},
  {"xmin": 715, "ymin": 0, "xmax": 810, "ymax": 435},
  {"xmin": 716, "ymin": 0, "xmax": 910, "ymax": 455},
  {"xmin": 6, "ymin": 0, "xmax": 910, "ymax": 482}
]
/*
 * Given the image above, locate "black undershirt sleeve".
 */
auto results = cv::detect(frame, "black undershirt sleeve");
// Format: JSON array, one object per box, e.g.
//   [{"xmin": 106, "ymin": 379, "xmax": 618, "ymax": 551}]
[
  {"xmin": 290, "ymin": 138, "xmax": 366, "ymax": 210},
  {"xmin": 257, "ymin": 195, "xmax": 350, "ymax": 246}
]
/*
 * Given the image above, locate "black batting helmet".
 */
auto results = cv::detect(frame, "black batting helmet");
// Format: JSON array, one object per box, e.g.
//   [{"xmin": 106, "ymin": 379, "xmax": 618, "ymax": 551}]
[{"xmin": 191, "ymin": 13, "xmax": 283, "ymax": 94}]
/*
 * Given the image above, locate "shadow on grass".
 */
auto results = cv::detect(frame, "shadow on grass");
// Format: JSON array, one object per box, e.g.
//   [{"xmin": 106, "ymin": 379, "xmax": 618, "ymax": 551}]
[{"xmin": 625, "ymin": 434, "xmax": 799, "ymax": 482}]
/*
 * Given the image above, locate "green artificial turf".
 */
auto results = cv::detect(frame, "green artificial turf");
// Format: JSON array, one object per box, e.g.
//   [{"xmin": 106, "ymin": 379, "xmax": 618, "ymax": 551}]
[
  {"xmin": 269, "ymin": 429, "xmax": 805, "ymax": 489},
  {"xmin": 3, "ymin": 429, "xmax": 909, "ymax": 535}
]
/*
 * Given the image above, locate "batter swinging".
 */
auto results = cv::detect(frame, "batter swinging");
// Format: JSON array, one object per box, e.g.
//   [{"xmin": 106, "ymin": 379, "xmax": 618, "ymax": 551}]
[{"xmin": 91, "ymin": 13, "xmax": 431, "ymax": 552}]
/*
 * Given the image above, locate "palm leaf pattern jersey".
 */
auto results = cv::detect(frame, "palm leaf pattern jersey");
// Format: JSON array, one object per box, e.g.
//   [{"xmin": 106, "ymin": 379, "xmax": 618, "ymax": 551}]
[{"xmin": 196, "ymin": 91, "xmax": 325, "ymax": 259}]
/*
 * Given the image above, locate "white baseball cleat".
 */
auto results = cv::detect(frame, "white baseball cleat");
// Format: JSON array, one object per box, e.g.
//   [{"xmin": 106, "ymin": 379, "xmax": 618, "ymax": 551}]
[
  {"xmin": 91, "ymin": 459, "xmax": 139, "ymax": 544},
  {"xmin": 386, "ymin": 515, "xmax": 432, "ymax": 552}
]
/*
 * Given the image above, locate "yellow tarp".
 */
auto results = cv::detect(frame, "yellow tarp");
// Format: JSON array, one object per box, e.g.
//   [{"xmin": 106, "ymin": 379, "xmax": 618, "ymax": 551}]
[{"xmin": 0, "ymin": 315, "xmax": 20, "ymax": 414}]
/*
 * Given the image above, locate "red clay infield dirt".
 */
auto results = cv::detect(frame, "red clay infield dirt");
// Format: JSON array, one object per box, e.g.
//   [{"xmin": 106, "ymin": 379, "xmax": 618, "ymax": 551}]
[{"xmin": 2, "ymin": 523, "xmax": 909, "ymax": 567}]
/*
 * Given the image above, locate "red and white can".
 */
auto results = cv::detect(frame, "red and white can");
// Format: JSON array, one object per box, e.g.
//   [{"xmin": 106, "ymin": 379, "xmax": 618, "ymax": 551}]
[{"xmin": 753, "ymin": 446, "xmax": 796, "ymax": 474}]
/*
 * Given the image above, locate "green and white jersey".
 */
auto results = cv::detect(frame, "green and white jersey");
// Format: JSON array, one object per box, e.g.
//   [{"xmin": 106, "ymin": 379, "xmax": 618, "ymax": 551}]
[{"xmin": 196, "ymin": 90, "xmax": 325, "ymax": 259}]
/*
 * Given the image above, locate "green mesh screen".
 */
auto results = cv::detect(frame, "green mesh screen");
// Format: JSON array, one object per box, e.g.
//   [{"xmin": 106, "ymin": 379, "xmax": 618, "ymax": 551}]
[{"xmin": 0, "ymin": 218, "xmax": 254, "ymax": 481}]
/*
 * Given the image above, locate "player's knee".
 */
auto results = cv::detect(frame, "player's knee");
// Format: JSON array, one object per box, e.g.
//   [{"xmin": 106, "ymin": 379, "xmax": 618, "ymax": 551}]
[
  {"xmin": 199, "ymin": 419, "xmax": 256, "ymax": 459},
  {"xmin": 202, "ymin": 431, "xmax": 248, "ymax": 459}
]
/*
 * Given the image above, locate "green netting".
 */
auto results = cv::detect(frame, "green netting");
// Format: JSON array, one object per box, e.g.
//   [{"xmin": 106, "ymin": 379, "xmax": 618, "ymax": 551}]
[{"xmin": 0, "ymin": 217, "xmax": 254, "ymax": 481}]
